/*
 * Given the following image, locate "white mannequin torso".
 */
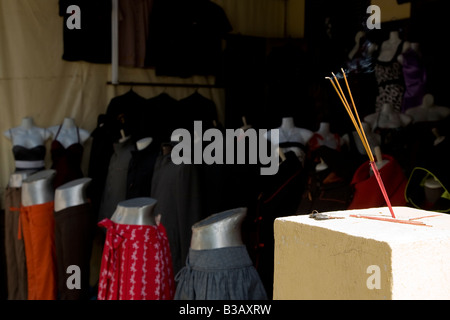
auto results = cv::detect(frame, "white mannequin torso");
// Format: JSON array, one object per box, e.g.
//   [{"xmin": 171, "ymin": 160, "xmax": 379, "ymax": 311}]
[
  {"xmin": 364, "ymin": 103, "xmax": 412, "ymax": 129},
  {"xmin": 377, "ymin": 31, "xmax": 406, "ymax": 63},
  {"xmin": 47, "ymin": 118, "xmax": 90, "ymax": 148},
  {"xmin": 405, "ymin": 94, "xmax": 450, "ymax": 123},
  {"xmin": 4, "ymin": 117, "xmax": 50, "ymax": 148},
  {"xmin": 265, "ymin": 117, "xmax": 313, "ymax": 164},
  {"xmin": 190, "ymin": 207, "xmax": 246, "ymax": 251},
  {"xmin": 313, "ymin": 122, "xmax": 341, "ymax": 150}
]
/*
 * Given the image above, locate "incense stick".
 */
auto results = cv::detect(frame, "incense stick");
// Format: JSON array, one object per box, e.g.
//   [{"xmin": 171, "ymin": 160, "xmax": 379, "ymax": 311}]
[{"xmin": 326, "ymin": 70, "xmax": 396, "ymax": 219}]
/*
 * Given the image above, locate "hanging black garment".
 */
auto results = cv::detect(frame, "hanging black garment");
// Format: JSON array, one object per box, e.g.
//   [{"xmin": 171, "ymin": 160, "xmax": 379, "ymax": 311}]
[
  {"xmin": 59, "ymin": 0, "xmax": 112, "ymax": 63},
  {"xmin": 220, "ymin": 34, "xmax": 267, "ymax": 128},
  {"xmin": 177, "ymin": 91, "xmax": 219, "ymax": 132},
  {"xmin": 150, "ymin": 149, "xmax": 203, "ymax": 276},
  {"xmin": 87, "ymin": 114, "xmax": 115, "ymax": 219},
  {"xmin": 106, "ymin": 89, "xmax": 147, "ymax": 141},
  {"xmin": 146, "ymin": 0, "xmax": 232, "ymax": 77},
  {"xmin": 138, "ymin": 93, "xmax": 179, "ymax": 144},
  {"xmin": 126, "ymin": 141, "xmax": 160, "ymax": 199}
]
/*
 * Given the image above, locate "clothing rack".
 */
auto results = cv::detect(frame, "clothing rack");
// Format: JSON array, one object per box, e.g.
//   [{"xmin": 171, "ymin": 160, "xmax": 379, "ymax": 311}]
[{"xmin": 106, "ymin": 81, "xmax": 223, "ymax": 89}]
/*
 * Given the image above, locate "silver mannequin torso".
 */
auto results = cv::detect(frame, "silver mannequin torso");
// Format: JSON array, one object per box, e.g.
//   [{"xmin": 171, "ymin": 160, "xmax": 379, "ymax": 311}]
[
  {"xmin": 111, "ymin": 197, "xmax": 157, "ymax": 226},
  {"xmin": 8, "ymin": 170, "xmax": 36, "ymax": 188},
  {"xmin": 21, "ymin": 170, "xmax": 56, "ymax": 207},
  {"xmin": 190, "ymin": 207, "xmax": 246, "ymax": 250},
  {"xmin": 54, "ymin": 178, "xmax": 92, "ymax": 212}
]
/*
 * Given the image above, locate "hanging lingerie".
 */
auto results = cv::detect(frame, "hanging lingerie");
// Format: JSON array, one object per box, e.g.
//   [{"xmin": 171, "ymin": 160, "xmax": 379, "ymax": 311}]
[{"xmin": 50, "ymin": 125, "xmax": 84, "ymax": 188}]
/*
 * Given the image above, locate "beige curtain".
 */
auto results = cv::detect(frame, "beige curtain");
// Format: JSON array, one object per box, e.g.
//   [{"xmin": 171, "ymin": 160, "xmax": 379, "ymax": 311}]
[{"xmin": 0, "ymin": 0, "xmax": 304, "ymax": 208}]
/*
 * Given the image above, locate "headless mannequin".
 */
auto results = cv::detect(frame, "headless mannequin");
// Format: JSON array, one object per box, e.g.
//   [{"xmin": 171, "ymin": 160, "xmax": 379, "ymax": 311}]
[
  {"xmin": 4, "ymin": 117, "xmax": 50, "ymax": 148},
  {"xmin": 136, "ymin": 137, "xmax": 153, "ymax": 151},
  {"xmin": 405, "ymin": 94, "xmax": 450, "ymax": 123},
  {"xmin": 47, "ymin": 117, "xmax": 90, "ymax": 148},
  {"xmin": 54, "ymin": 178, "xmax": 92, "ymax": 212},
  {"xmin": 190, "ymin": 207, "xmax": 246, "ymax": 251},
  {"xmin": 265, "ymin": 117, "xmax": 313, "ymax": 165},
  {"xmin": 377, "ymin": 31, "xmax": 407, "ymax": 63},
  {"xmin": 21, "ymin": 170, "xmax": 56, "ymax": 207},
  {"xmin": 313, "ymin": 122, "xmax": 341, "ymax": 150},
  {"xmin": 111, "ymin": 197, "xmax": 157, "ymax": 226},
  {"xmin": 364, "ymin": 103, "xmax": 412, "ymax": 129}
]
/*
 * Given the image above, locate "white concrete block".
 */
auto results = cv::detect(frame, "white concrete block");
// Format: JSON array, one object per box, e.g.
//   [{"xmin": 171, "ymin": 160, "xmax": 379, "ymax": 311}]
[{"xmin": 273, "ymin": 207, "xmax": 450, "ymax": 300}]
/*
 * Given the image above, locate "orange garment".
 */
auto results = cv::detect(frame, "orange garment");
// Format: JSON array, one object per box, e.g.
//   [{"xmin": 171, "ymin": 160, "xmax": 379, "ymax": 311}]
[{"xmin": 20, "ymin": 201, "xmax": 57, "ymax": 300}]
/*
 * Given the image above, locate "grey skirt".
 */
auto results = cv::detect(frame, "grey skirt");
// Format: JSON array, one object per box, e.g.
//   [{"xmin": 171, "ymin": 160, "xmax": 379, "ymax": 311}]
[{"xmin": 174, "ymin": 245, "xmax": 267, "ymax": 300}]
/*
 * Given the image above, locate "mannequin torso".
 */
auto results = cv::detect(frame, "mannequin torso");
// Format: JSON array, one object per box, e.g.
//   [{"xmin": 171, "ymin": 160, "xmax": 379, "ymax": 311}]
[
  {"xmin": 364, "ymin": 103, "xmax": 412, "ymax": 130},
  {"xmin": 110, "ymin": 197, "xmax": 157, "ymax": 226},
  {"xmin": 265, "ymin": 117, "xmax": 313, "ymax": 164},
  {"xmin": 377, "ymin": 31, "xmax": 407, "ymax": 63},
  {"xmin": 47, "ymin": 117, "xmax": 90, "ymax": 148},
  {"xmin": 4, "ymin": 117, "xmax": 49, "ymax": 171},
  {"xmin": 405, "ymin": 94, "xmax": 450, "ymax": 123},
  {"xmin": 190, "ymin": 207, "xmax": 246, "ymax": 251},
  {"xmin": 21, "ymin": 169, "xmax": 56, "ymax": 207},
  {"xmin": 54, "ymin": 177, "xmax": 92, "ymax": 212},
  {"xmin": 312, "ymin": 122, "xmax": 341, "ymax": 150},
  {"xmin": 4, "ymin": 117, "xmax": 50, "ymax": 148}
]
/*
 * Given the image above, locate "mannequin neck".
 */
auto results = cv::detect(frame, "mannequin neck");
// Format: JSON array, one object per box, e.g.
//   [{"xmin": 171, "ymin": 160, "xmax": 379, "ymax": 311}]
[
  {"xmin": 190, "ymin": 208, "xmax": 246, "ymax": 250},
  {"xmin": 421, "ymin": 94, "xmax": 434, "ymax": 108},
  {"xmin": 381, "ymin": 103, "xmax": 394, "ymax": 114},
  {"xmin": 389, "ymin": 31, "xmax": 400, "ymax": 42},
  {"xmin": 62, "ymin": 118, "xmax": 76, "ymax": 129},
  {"xmin": 21, "ymin": 117, "xmax": 34, "ymax": 129},
  {"xmin": 317, "ymin": 122, "xmax": 331, "ymax": 135},
  {"xmin": 281, "ymin": 117, "xmax": 295, "ymax": 130}
]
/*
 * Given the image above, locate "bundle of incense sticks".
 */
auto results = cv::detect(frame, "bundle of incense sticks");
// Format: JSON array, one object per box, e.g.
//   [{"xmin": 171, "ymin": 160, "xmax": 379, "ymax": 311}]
[{"xmin": 326, "ymin": 69, "xmax": 396, "ymax": 219}]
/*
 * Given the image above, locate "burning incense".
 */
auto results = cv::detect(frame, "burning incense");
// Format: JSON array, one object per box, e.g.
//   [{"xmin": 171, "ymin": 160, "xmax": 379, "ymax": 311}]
[{"xmin": 326, "ymin": 69, "xmax": 396, "ymax": 219}]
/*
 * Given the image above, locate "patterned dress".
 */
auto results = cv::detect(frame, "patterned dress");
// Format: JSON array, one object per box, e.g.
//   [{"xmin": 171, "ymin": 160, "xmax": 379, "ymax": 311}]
[
  {"xmin": 97, "ymin": 219, "xmax": 175, "ymax": 300},
  {"xmin": 374, "ymin": 41, "xmax": 405, "ymax": 113}
]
